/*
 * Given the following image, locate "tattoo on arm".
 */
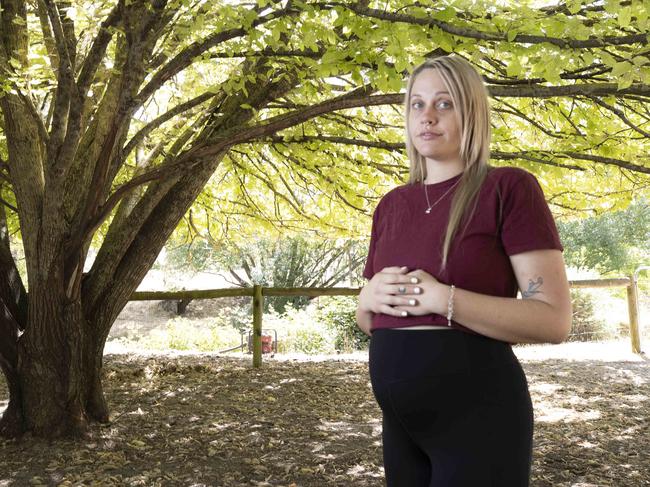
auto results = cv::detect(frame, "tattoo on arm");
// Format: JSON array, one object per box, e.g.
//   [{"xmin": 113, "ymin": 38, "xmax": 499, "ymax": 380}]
[{"xmin": 522, "ymin": 276, "xmax": 544, "ymax": 298}]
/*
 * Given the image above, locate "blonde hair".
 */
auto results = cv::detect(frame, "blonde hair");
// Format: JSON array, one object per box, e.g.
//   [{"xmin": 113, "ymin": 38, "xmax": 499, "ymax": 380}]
[{"xmin": 404, "ymin": 55, "xmax": 492, "ymax": 268}]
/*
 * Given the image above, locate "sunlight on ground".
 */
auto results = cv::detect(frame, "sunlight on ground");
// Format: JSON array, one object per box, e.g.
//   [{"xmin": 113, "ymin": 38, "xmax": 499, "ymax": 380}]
[
  {"xmin": 535, "ymin": 403, "xmax": 602, "ymax": 423},
  {"xmin": 514, "ymin": 339, "xmax": 647, "ymax": 362}
]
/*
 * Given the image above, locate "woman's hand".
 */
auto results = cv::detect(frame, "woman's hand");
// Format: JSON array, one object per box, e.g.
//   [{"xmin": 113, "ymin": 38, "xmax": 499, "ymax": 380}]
[
  {"xmin": 358, "ymin": 266, "xmax": 423, "ymax": 317},
  {"xmin": 392, "ymin": 269, "xmax": 449, "ymax": 316}
]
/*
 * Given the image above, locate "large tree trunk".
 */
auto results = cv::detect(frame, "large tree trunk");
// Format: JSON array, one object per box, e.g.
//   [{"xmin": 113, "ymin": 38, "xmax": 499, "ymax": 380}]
[
  {"xmin": 0, "ymin": 313, "xmax": 23, "ymax": 437},
  {"xmin": 15, "ymin": 281, "xmax": 92, "ymax": 436},
  {"xmin": 11, "ymin": 299, "xmax": 110, "ymax": 437}
]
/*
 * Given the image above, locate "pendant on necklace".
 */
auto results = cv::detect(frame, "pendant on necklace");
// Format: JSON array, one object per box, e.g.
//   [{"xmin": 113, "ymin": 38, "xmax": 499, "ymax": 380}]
[{"xmin": 425, "ymin": 208, "xmax": 432, "ymax": 214}]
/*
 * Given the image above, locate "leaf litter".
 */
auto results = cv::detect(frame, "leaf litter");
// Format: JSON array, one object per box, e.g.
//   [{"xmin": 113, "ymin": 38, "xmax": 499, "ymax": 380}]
[{"xmin": 0, "ymin": 350, "xmax": 648, "ymax": 486}]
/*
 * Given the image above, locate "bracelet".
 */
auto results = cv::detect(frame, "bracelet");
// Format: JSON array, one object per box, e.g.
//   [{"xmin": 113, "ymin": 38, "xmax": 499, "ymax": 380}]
[{"xmin": 446, "ymin": 284, "xmax": 455, "ymax": 327}]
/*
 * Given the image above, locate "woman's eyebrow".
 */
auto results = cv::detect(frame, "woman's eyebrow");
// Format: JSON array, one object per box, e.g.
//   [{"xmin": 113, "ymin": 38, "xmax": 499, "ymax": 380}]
[{"xmin": 410, "ymin": 91, "xmax": 450, "ymax": 98}]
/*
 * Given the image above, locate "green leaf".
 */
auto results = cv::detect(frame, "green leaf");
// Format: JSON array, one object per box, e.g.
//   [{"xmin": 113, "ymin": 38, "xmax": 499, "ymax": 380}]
[
  {"xmin": 618, "ymin": 7, "xmax": 631, "ymax": 28},
  {"xmin": 611, "ymin": 61, "xmax": 632, "ymax": 78},
  {"xmin": 507, "ymin": 30, "xmax": 517, "ymax": 42},
  {"xmin": 567, "ymin": 1, "xmax": 582, "ymax": 15},
  {"xmin": 506, "ymin": 57, "xmax": 522, "ymax": 77},
  {"xmin": 433, "ymin": 7, "xmax": 457, "ymax": 22},
  {"xmin": 617, "ymin": 73, "xmax": 633, "ymax": 90}
]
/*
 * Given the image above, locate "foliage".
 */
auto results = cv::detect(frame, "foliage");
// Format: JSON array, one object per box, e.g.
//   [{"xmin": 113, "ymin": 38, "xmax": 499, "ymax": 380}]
[
  {"xmin": 165, "ymin": 235, "xmax": 368, "ymax": 314},
  {"xmin": 558, "ymin": 199, "xmax": 650, "ymax": 275},
  {"xmin": 117, "ymin": 316, "xmax": 243, "ymax": 352},
  {"xmin": 315, "ymin": 295, "xmax": 369, "ymax": 352},
  {"xmin": 568, "ymin": 289, "xmax": 609, "ymax": 342}
]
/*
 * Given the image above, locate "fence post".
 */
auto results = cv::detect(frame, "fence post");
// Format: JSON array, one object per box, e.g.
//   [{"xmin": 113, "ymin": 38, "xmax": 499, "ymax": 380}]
[
  {"xmin": 626, "ymin": 275, "xmax": 641, "ymax": 354},
  {"xmin": 253, "ymin": 284, "xmax": 263, "ymax": 368}
]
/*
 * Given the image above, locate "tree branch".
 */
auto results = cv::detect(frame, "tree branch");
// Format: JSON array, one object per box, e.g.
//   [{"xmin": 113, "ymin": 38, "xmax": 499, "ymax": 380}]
[
  {"xmin": 261, "ymin": 135, "xmax": 403, "ymax": 152},
  {"xmin": 314, "ymin": 2, "xmax": 648, "ymax": 49},
  {"xmin": 0, "ymin": 197, "xmax": 18, "ymax": 213},
  {"xmin": 136, "ymin": 4, "xmax": 297, "ymax": 104},
  {"xmin": 76, "ymin": 2, "xmax": 122, "ymax": 100},
  {"xmin": 122, "ymin": 91, "xmax": 214, "ymax": 158},
  {"xmin": 561, "ymin": 151, "xmax": 650, "ymax": 174},
  {"xmin": 41, "ymin": 0, "xmax": 77, "ymax": 168},
  {"xmin": 255, "ymin": 135, "xmax": 647, "ymax": 173},
  {"xmin": 188, "ymin": 83, "xmax": 650, "ymax": 161},
  {"xmin": 491, "ymin": 151, "xmax": 586, "ymax": 171},
  {"xmin": 587, "ymin": 96, "xmax": 650, "ymax": 138}
]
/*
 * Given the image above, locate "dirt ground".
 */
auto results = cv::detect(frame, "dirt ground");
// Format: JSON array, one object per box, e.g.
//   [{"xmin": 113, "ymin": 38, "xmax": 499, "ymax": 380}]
[{"xmin": 1, "ymin": 342, "xmax": 648, "ymax": 487}]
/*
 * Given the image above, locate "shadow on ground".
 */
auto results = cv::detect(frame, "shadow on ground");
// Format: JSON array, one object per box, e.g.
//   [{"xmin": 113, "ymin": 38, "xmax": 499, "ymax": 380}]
[{"xmin": 0, "ymin": 352, "xmax": 648, "ymax": 486}]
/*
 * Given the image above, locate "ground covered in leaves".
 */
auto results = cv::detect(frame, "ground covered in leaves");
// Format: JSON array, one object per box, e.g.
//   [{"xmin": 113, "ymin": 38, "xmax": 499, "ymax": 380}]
[{"xmin": 1, "ymin": 343, "xmax": 648, "ymax": 486}]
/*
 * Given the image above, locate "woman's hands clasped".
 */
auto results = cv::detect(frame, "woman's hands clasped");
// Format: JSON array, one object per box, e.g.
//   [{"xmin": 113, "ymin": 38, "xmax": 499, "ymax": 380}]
[{"xmin": 358, "ymin": 266, "xmax": 448, "ymax": 318}]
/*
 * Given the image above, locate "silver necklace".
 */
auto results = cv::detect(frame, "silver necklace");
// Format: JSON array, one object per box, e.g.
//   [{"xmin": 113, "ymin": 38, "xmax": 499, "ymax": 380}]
[{"xmin": 424, "ymin": 178, "xmax": 460, "ymax": 214}]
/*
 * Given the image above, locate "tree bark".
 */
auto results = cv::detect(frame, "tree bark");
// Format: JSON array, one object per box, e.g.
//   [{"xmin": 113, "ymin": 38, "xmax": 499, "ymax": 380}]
[{"xmin": 16, "ymin": 276, "xmax": 86, "ymax": 436}]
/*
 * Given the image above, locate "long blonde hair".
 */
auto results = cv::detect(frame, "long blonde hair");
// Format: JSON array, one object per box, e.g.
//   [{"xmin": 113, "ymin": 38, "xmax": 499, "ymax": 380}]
[{"xmin": 404, "ymin": 55, "xmax": 491, "ymax": 269}]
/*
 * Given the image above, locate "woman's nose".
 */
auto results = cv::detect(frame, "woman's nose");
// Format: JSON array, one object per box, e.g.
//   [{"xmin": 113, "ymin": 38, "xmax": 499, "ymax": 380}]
[
  {"xmin": 421, "ymin": 112, "xmax": 437, "ymax": 125},
  {"xmin": 421, "ymin": 106, "xmax": 437, "ymax": 124}
]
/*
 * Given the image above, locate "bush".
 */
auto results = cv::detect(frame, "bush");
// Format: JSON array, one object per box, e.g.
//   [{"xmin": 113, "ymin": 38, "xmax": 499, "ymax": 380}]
[
  {"xmin": 263, "ymin": 302, "xmax": 336, "ymax": 354},
  {"xmin": 285, "ymin": 324, "xmax": 335, "ymax": 354},
  {"xmin": 315, "ymin": 296, "xmax": 369, "ymax": 352},
  {"xmin": 569, "ymin": 289, "xmax": 609, "ymax": 342},
  {"xmin": 127, "ymin": 317, "xmax": 242, "ymax": 352}
]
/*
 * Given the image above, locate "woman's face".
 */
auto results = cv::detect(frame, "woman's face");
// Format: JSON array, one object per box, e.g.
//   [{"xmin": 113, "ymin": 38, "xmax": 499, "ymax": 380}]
[{"xmin": 408, "ymin": 69, "xmax": 462, "ymax": 166}]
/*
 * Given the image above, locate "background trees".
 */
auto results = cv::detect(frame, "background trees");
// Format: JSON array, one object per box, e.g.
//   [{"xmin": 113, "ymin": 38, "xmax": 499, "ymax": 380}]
[
  {"xmin": 0, "ymin": 0, "xmax": 648, "ymax": 438},
  {"xmin": 558, "ymin": 199, "xmax": 650, "ymax": 275}
]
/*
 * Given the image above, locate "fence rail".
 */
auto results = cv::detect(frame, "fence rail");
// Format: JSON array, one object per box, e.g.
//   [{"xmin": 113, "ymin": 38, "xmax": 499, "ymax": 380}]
[{"xmin": 130, "ymin": 273, "xmax": 646, "ymax": 367}]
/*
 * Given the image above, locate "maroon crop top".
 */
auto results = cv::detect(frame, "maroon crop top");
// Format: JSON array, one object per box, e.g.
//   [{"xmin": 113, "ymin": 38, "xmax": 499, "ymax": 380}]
[{"xmin": 362, "ymin": 166, "xmax": 563, "ymax": 333}]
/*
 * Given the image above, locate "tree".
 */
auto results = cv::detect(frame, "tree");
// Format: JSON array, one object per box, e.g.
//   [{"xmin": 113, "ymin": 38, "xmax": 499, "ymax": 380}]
[
  {"xmin": 165, "ymin": 231, "xmax": 367, "ymax": 313},
  {"xmin": 0, "ymin": 0, "xmax": 648, "ymax": 438},
  {"xmin": 558, "ymin": 198, "xmax": 650, "ymax": 275}
]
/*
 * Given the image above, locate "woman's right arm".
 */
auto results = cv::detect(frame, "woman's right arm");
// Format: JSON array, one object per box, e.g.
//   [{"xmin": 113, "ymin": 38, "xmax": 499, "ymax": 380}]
[
  {"xmin": 356, "ymin": 266, "xmax": 420, "ymax": 336},
  {"xmin": 356, "ymin": 308, "xmax": 374, "ymax": 336}
]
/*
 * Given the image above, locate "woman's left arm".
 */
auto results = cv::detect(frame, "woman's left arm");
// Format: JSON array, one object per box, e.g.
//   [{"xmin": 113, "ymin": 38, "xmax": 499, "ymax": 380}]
[{"xmin": 397, "ymin": 249, "xmax": 572, "ymax": 344}]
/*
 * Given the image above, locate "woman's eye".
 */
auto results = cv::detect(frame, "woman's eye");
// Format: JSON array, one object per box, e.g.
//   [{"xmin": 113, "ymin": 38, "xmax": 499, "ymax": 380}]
[
  {"xmin": 411, "ymin": 101, "xmax": 423, "ymax": 109},
  {"xmin": 436, "ymin": 100, "xmax": 452, "ymax": 110}
]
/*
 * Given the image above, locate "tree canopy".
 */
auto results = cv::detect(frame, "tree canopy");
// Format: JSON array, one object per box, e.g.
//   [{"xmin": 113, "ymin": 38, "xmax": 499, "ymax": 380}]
[{"xmin": 2, "ymin": 0, "xmax": 649, "ymax": 250}]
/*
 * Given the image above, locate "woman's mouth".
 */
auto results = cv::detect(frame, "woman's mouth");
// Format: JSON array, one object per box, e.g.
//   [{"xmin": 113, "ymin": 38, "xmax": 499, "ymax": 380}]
[{"xmin": 419, "ymin": 132, "xmax": 443, "ymax": 140}]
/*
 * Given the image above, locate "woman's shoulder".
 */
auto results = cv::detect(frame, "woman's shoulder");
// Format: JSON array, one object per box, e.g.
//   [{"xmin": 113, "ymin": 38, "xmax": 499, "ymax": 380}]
[
  {"xmin": 486, "ymin": 165, "xmax": 537, "ymax": 182},
  {"xmin": 370, "ymin": 183, "xmax": 417, "ymax": 220},
  {"xmin": 484, "ymin": 165, "xmax": 542, "ymax": 192},
  {"xmin": 376, "ymin": 183, "xmax": 412, "ymax": 206}
]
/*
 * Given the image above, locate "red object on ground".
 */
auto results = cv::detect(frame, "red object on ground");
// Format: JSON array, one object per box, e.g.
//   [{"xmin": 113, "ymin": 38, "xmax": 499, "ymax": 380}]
[{"xmin": 261, "ymin": 335, "xmax": 274, "ymax": 354}]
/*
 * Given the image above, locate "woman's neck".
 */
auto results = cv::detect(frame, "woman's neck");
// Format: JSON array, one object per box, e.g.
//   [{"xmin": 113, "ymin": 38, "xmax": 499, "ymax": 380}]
[{"xmin": 423, "ymin": 160, "xmax": 464, "ymax": 184}]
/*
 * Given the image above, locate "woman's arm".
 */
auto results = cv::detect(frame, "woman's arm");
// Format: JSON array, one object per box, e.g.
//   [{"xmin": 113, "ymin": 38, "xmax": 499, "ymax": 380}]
[
  {"xmin": 356, "ymin": 308, "xmax": 374, "ymax": 336},
  {"xmin": 394, "ymin": 249, "xmax": 572, "ymax": 344}
]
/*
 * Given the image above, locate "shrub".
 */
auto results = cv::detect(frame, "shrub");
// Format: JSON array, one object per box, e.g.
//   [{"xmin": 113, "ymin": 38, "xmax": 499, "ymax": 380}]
[
  {"xmin": 315, "ymin": 295, "xmax": 369, "ymax": 352},
  {"xmin": 569, "ymin": 289, "xmax": 609, "ymax": 342},
  {"xmin": 124, "ymin": 317, "xmax": 242, "ymax": 352},
  {"xmin": 287, "ymin": 324, "xmax": 335, "ymax": 354}
]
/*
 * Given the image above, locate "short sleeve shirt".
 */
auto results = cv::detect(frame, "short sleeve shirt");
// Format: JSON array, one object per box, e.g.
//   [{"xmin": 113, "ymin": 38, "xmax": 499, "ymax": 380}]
[{"xmin": 362, "ymin": 167, "xmax": 563, "ymax": 333}]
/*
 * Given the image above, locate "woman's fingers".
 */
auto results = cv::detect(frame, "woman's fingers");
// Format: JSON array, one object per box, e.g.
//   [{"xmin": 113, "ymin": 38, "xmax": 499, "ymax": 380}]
[
  {"xmin": 378, "ymin": 303, "xmax": 411, "ymax": 317},
  {"xmin": 383, "ymin": 296, "xmax": 418, "ymax": 307},
  {"xmin": 380, "ymin": 266, "xmax": 409, "ymax": 273},
  {"xmin": 389, "ymin": 283, "xmax": 422, "ymax": 296}
]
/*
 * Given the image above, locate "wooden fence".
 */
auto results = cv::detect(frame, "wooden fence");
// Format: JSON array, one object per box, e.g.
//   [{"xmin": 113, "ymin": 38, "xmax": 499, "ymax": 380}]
[{"xmin": 129, "ymin": 272, "xmax": 647, "ymax": 367}]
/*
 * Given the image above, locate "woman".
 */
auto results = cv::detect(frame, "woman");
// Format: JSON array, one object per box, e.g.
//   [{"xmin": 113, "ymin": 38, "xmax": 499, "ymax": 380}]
[{"xmin": 357, "ymin": 55, "xmax": 572, "ymax": 486}]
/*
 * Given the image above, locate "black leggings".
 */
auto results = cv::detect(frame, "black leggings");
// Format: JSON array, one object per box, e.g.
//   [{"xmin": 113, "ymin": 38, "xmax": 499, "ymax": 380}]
[{"xmin": 369, "ymin": 328, "xmax": 533, "ymax": 487}]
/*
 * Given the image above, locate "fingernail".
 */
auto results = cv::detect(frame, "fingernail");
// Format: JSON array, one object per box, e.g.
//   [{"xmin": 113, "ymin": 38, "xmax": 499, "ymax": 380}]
[
  {"xmin": 409, "ymin": 299, "xmax": 416, "ymax": 305},
  {"xmin": 401, "ymin": 266, "xmax": 408, "ymax": 270},
  {"xmin": 410, "ymin": 277, "xmax": 419, "ymax": 284},
  {"xmin": 414, "ymin": 287, "xmax": 421, "ymax": 294},
  {"xmin": 401, "ymin": 311, "xmax": 408, "ymax": 317}
]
